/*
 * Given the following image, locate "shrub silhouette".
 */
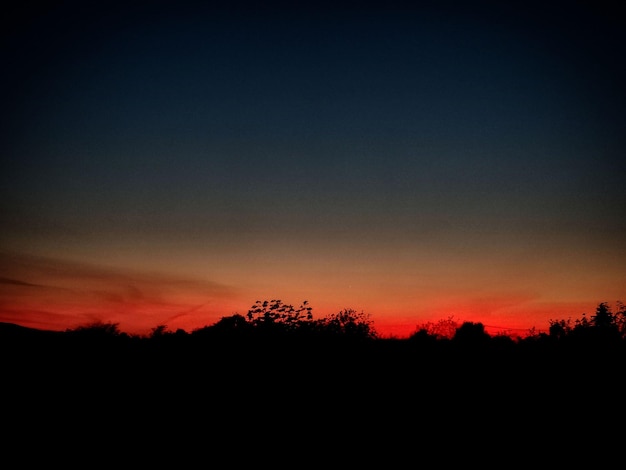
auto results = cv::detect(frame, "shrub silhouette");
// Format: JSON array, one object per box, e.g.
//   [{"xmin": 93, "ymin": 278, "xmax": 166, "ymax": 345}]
[
  {"xmin": 410, "ymin": 315, "xmax": 459, "ymax": 340},
  {"xmin": 452, "ymin": 321, "xmax": 490, "ymax": 344},
  {"xmin": 65, "ymin": 321, "xmax": 124, "ymax": 338}
]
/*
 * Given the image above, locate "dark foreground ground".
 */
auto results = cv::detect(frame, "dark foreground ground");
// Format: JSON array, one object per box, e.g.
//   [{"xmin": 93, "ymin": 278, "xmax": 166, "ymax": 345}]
[{"xmin": 2, "ymin": 322, "xmax": 624, "ymax": 465}]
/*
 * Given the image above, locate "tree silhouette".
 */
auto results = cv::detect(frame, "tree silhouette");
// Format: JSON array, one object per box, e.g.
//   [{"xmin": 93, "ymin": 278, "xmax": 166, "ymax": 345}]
[
  {"xmin": 452, "ymin": 321, "xmax": 490, "ymax": 346},
  {"xmin": 246, "ymin": 299, "xmax": 314, "ymax": 334},
  {"xmin": 212, "ymin": 313, "xmax": 250, "ymax": 332},
  {"xmin": 411, "ymin": 316, "xmax": 459, "ymax": 340},
  {"xmin": 547, "ymin": 301, "xmax": 625, "ymax": 348},
  {"xmin": 548, "ymin": 317, "xmax": 572, "ymax": 340},
  {"xmin": 314, "ymin": 308, "xmax": 377, "ymax": 340},
  {"xmin": 592, "ymin": 302, "xmax": 613, "ymax": 326},
  {"xmin": 150, "ymin": 324, "xmax": 169, "ymax": 338}
]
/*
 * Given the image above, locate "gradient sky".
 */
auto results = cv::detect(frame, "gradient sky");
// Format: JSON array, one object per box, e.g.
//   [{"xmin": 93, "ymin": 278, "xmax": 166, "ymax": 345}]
[{"xmin": 1, "ymin": 1, "xmax": 625, "ymax": 338}]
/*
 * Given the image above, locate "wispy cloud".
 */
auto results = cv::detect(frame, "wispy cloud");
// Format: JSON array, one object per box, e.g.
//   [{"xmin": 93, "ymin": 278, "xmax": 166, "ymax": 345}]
[
  {"xmin": 0, "ymin": 277, "xmax": 44, "ymax": 288},
  {"xmin": 0, "ymin": 250, "xmax": 244, "ymax": 334}
]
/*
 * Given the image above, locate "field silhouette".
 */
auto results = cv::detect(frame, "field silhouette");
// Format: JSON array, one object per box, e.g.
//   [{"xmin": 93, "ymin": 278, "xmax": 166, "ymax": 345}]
[{"xmin": 2, "ymin": 299, "xmax": 624, "ymax": 463}]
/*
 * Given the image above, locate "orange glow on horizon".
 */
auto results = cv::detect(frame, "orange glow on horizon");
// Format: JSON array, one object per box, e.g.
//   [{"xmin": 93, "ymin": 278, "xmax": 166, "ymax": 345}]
[
  {"xmin": 1, "ymin": 250, "xmax": 623, "ymax": 339},
  {"xmin": 0, "ymin": 293, "xmax": 609, "ymax": 340}
]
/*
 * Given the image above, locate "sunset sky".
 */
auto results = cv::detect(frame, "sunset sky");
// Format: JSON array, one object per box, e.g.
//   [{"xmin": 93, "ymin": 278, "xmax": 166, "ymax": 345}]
[{"xmin": 1, "ymin": 1, "xmax": 625, "ymax": 338}]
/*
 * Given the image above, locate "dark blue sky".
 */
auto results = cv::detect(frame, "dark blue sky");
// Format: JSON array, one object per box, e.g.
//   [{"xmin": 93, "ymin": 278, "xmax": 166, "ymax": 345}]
[{"xmin": 1, "ymin": 1, "xmax": 625, "ymax": 335}]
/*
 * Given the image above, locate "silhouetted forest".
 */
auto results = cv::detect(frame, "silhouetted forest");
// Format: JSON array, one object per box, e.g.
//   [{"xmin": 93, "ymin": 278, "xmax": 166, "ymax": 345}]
[
  {"xmin": 3, "ymin": 299, "xmax": 625, "ymax": 462},
  {"xmin": 4, "ymin": 299, "xmax": 625, "ymax": 384}
]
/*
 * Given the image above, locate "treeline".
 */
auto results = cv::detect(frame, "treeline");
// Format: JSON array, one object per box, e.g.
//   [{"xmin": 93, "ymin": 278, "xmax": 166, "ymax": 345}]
[
  {"xmin": 3, "ymin": 299, "xmax": 626, "ymax": 359},
  {"xmin": 4, "ymin": 298, "xmax": 626, "ymax": 438},
  {"xmin": 4, "ymin": 298, "xmax": 626, "ymax": 344}
]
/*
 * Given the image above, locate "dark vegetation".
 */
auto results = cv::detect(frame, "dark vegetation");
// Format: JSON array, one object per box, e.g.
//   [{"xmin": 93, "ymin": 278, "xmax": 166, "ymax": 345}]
[
  {"xmin": 3, "ymin": 299, "xmax": 625, "ymax": 461},
  {"xmin": 3, "ymin": 299, "xmax": 625, "ymax": 387},
  {"xmin": 4, "ymin": 298, "xmax": 625, "ymax": 348}
]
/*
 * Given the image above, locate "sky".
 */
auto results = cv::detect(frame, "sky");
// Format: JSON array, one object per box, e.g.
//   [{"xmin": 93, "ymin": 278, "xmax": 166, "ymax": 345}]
[{"xmin": 1, "ymin": 1, "xmax": 625, "ymax": 338}]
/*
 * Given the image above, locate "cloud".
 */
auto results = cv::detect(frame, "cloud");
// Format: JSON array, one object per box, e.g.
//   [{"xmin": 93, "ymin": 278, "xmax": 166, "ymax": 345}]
[
  {"xmin": 0, "ymin": 250, "xmax": 243, "ymax": 334},
  {"xmin": 0, "ymin": 277, "xmax": 44, "ymax": 288}
]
